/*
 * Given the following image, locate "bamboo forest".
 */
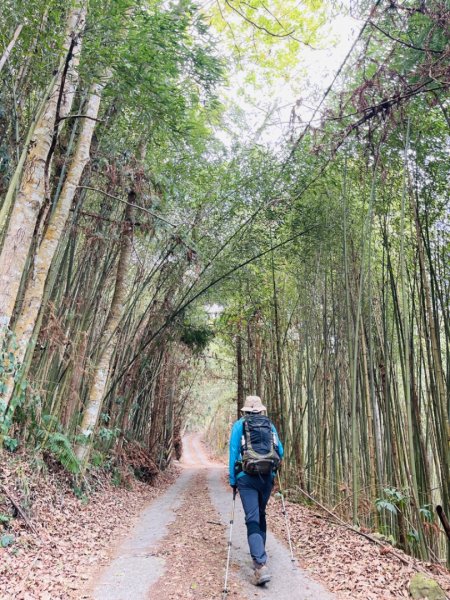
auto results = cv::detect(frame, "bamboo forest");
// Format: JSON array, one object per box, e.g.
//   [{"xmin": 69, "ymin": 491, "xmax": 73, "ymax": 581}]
[{"xmin": 1, "ymin": 1, "xmax": 449, "ymax": 599}]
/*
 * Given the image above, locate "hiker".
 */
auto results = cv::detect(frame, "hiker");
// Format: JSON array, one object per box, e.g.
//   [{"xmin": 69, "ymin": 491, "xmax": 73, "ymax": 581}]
[{"xmin": 228, "ymin": 395, "xmax": 284, "ymax": 586}]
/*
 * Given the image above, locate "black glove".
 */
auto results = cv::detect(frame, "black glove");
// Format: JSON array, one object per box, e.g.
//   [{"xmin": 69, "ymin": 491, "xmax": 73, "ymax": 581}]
[{"xmin": 231, "ymin": 483, "xmax": 237, "ymax": 493}]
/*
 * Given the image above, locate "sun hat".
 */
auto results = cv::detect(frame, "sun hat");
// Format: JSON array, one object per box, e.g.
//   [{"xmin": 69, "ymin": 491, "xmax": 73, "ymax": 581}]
[{"xmin": 241, "ymin": 395, "xmax": 266, "ymax": 413}]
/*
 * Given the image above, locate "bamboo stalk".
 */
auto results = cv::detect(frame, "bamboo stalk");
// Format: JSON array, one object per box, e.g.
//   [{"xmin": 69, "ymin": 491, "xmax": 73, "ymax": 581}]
[{"xmin": 0, "ymin": 24, "xmax": 24, "ymax": 74}]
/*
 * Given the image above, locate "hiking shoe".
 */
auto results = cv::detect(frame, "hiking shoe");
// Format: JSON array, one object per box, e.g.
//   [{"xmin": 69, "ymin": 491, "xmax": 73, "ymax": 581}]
[{"xmin": 252, "ymin": 564, "xmax": 271, "ymax": 586}]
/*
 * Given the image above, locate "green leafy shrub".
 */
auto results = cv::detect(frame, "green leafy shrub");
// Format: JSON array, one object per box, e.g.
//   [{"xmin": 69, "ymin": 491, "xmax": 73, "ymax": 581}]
[
  {"xmin": 0, "ymin": 534, "xmax": 15, "ymax": 548},
  {"xmin": 46, "ymin": 433, "xmax": 80, "ymax": 474},
  {"xmin": 180, "ymin": 323, "xmax": 214, "ymax": 354},
  {"xmin": 0, "ymin": 514, "xmax": 10, "ymax": 527},
  {"xmin": 3, "ymin": 436, "xmax": 18, "ymax": 452},
  {"xmin": 91, "ymin": 451, "xmax": 105, "ymax": 467},
  {"xmin": 98, "ymin": 427, "xmax": 120, "ymax": 444},
  {"xmin": 32, "ymin": 415, "xmax": 81, "ymax": 474},
  {"xmin": 419, "ymin": 505, "xmax": 434, "ymax": 522},
  {"xmin": 0, "ymin": 328, "xmax": 27, "ymax": 439},
  {"xmin": 375, "ymin": 487, "xmax": 407, "ymax": 514},
  {"xmin": 111, "ymin": 468, "xmax": 122, "ymax": 487}
]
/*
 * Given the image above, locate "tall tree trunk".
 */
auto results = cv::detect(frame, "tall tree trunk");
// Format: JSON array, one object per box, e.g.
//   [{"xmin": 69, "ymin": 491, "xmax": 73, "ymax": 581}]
[
  {"xmin": 75, "ymin": 195, "xmax": 134, "ymax": 463},
  {"xmin": 0, "ymin": 3, "xmax": 86, "ymax": 331},
  {"xmin": 254, "ymin": 310, "xmax": 263, "ymax": 397},
  {"xmin": 360, "ymin": 322, "xmax": 377, "ymax": 511},
  {"xmin": 410, "ymin": 184, "xmax": 450, "ymax": 561},
  {"xmin": 2, "ymin": 79, "xmax": 107, "ymax": 418},
  {"xmin": 271, "ymin": 245, "xmax": 285, "ymax": 435}
]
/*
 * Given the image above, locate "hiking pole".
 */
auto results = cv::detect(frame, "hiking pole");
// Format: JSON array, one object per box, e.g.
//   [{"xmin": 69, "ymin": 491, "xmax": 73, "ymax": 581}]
[
  {"xmin": 222, "ymin": 486, "xmax": 237, "ymax": 599},
  {"xmin": 277, "ymin": 472, "xmax": 296, "ymax": 565}
]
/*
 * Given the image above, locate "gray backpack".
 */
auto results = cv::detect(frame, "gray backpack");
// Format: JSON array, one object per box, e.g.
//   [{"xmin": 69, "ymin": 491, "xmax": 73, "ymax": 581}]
[{"xmin": 240, "ymin": 414, "xmax": 280, "ymax": 475}]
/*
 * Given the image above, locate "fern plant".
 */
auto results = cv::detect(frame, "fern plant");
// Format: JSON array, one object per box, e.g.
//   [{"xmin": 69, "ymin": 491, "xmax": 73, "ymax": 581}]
[
  {"xmin": 32, "ymin": 414, "xmax": 81, "ymax": 474},
  {"xmin": 46, "ymin": 432, "xmax": 81, "ymax": 474}
]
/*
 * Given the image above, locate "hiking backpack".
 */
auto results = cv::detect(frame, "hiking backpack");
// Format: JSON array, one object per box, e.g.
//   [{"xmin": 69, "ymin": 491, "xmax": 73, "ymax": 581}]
[{"xmin": 240, "ymin": 414, "xmax": 280, "ymax": 476}]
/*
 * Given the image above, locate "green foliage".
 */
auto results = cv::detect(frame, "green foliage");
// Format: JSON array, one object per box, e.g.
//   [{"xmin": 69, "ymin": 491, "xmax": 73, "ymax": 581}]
[
  {"xmin": 381, "ymin": 488, "xmax": 406, "ymax": 503},
  {"xmin": 83, "ymin": 0, "xmax": 224, "ymax": 157},
  {"xmin": 375, "ymin": 487, "xmax": 407, "ymax": 515},
  {"xmin": 73, "ymin": 484, "xmax": 88, "ymax": 503},
  {"xmin": 419, "ymin": 505, "xmax": 434, "ymax": 523},
  {"xmin": 111, "ymin": 468, "xmax": 122, "ymax": 487},
  {"xmin": 0, "ymin": 534, "xmax": 15, "ymax": 548},
  {"xmin": 0, "ymin": 514, "xmax": 11, "ymax": 526},
  {"xmin": 32, "ymin": 415, "xmax": 81, "ymax": 474},
  {"xmin": 46, "ymin": 433, "xmax": 81, "ymax": 475},
  {"xmin": 376, "ymin": 499, "xmax": 398, "ymax": 515},
  {"xmin": 0, "ymin": 328, "xmax": 21, "ymax": 435},
  {"xmin": 2, "ymin": 436, "xmax": 18, "ymax": 452},
  {"xmin": 407, "ymin": 529, "xmax": 420, "ymax": 545},
  {"xmin": 97, "ymin": 427, "xmax": 121, "ymax": 446},
  {"xmin": 180, "ymin": 322, "xmax": 214, "ymax": 354},
  {"xmin": 74, "ymin": 433, "xmax": 90, "ymax": 447},
  {"xmin": 98, "ymin": 426, "xmax": 119, "ymax": 440},
  {"xmin": 90, "ymin": 451, "xmax": 105, "ymax": 467},
  {"xmin": 209, "ymin": 0, "xmax": 327, "ymax": 82}
]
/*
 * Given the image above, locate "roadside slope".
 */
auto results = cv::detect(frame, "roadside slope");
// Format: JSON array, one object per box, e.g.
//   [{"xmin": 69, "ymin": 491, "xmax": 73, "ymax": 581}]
[{"xmin": 0, "ymin": 452, "xmax": 177, "ymax": 599}]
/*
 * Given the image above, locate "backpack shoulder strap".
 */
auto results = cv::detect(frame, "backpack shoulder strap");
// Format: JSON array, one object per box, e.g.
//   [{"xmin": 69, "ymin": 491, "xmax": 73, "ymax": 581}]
[
  {"xmin": 269, "ymin": 421, "xmax": 278, "ymax": 450},
  {"xmin": 242, "ymin": 417, "xmax": 253, "ymax": 452}
]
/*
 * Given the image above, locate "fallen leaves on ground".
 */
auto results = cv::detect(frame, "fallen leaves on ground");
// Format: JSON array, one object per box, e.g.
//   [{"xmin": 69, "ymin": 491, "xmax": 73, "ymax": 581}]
[
  {"xmin": 148, "ymin": 471, "xmax": 247, "ymax": 600},
  {"xmin": 0, "ymin": 450, "xmax": 178, "ymax": 600},
  {"xmin": 267, "ymin": 496, "xmax": 450, "ymax": 600}
]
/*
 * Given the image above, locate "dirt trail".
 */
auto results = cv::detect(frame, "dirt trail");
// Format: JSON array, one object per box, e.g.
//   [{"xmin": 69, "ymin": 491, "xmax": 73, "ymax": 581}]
[{"xmin": 87, "ymin": 434, "xmax": 335, "ymax": 599}]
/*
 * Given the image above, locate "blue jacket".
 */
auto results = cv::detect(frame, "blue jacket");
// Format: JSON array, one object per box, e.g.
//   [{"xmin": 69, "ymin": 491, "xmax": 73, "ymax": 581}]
[{"xmin": 228, "ymin": 416, "xmax": 284, "ymax": 486}]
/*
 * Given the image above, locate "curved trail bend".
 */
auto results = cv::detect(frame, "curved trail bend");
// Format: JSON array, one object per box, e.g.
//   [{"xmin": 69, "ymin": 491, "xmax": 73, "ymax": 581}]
[{"xmin": 89, "ymin": 434, "xmax": 334, "ymax": 599}]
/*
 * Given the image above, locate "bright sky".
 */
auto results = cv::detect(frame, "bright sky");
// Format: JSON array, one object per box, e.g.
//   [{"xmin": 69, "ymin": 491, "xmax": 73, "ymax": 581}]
[{"xmin": 209, "ymin": 3, "xmax": 364, "ymax": 148}]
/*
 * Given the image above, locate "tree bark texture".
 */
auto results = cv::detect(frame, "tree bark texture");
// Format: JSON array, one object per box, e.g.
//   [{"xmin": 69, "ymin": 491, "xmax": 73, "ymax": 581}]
[
  {"xmin": 75, "ymin": 195, "xmax": 134, "ymax": 463},
  {"xmin": 0, "ymin": 3, "xmax": 87, "ymax": 330},
  {"xmin": 1, "ymin": 78, "xmax": 106, "ymax": 415}
]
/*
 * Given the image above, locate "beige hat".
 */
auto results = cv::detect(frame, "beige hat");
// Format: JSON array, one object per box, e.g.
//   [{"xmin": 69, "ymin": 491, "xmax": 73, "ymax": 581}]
[{"xmin": 241, "ymin": 395, "xmax": 266, "ymax": 413}]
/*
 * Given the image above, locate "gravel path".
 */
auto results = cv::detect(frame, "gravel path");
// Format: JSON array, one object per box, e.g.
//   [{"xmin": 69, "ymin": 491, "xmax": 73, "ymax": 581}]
[
  {"xmin": 89, "ymin": 434, "xmax": 335, "ymax": 600},
  {"xmin": 90, "ymin": 469, "xmax": 191, "ymax": 600}
]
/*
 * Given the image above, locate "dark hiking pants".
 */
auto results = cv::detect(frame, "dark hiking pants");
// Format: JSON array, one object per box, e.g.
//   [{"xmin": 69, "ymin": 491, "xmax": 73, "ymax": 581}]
[{"xmin": 237, "ymin": 473, "xmax": 273, "ymax": 566}]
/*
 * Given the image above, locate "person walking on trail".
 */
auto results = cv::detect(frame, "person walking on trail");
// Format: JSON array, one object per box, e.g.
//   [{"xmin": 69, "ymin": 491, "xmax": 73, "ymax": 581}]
[{"xmin": 228, "ymin": 395, "xmax": 284, "ymax": 586}]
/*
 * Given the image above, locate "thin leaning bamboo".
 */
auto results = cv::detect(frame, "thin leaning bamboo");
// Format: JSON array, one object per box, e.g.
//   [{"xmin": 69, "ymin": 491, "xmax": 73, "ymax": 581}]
[{"xmin": 0, "ymin": 24, "xmax": 24, "ymax": 75}]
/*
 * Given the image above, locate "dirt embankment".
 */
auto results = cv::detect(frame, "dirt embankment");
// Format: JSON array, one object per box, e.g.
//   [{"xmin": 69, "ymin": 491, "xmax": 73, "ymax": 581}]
[
  {"xmin": 267, "ymin": 497, "xmax": 450, "ymax": 600},
  {"xmin": 0, "ymin": 451, "xmax": 177, "ymax": 600}
]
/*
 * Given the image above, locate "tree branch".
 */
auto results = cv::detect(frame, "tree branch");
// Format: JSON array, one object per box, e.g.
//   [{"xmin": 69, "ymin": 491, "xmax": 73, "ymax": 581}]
[
  {"xmin": 0, "ymin": 23, "xmax": 23, "ymax": 75},
  {"xmin": 224, "ymin": 0, "xmax": 295, "ymax": 38},
  {"xmin": 294, "ymin": 485, "xmax": 417, "ymax": 568},
  {"xmin": 57, "ymin": 114, "xmax": 105, "ymax": 123},
  {"xmin": 369, "ymin": 21, "xmax": 443, "ymax": 54},
  {"xmin": 105, "ymin": 225, "xmax": 317, "ymax": 393},
  {"xmin": 76, "ymin": 186, "xmax": 177, "ymax": 227}
]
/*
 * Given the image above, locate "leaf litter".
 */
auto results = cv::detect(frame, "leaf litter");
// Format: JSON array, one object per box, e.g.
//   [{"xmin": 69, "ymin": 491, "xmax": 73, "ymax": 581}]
[
  {"xmin": 267, "ymin": 496, "xmax": 450, "ymax": 600},
  {"xmin": 148, "ymin": 471, "xmax": 248, "ymax": 600},
  {"xmin": 3, "ymin": 442, "xmax": 450, "ymax": 600},
  {"xmin": 0, "ymin": 450, "xmax": 177, "ymax": 599}
]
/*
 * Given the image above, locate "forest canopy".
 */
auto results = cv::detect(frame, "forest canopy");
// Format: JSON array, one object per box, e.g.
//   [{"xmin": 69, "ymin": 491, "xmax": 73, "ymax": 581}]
[{"xmin": 0, "ymin": 0, "xmax": 449, "ymax": 566}]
